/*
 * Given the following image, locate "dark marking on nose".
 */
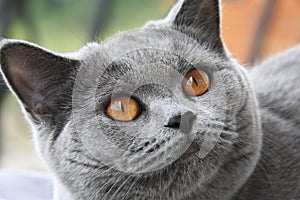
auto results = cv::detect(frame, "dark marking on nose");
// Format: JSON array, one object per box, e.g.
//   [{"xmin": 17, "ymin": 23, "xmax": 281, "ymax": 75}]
[{"xmin": 164, "ymin": 111, "xmax": 196, "ymax": 134}]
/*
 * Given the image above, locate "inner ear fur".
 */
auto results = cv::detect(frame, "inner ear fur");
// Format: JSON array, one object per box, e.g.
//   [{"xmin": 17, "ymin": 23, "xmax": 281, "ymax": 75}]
[{"xmin": 0, "ymin": 41, "xmax": 79, "ymax": 118}]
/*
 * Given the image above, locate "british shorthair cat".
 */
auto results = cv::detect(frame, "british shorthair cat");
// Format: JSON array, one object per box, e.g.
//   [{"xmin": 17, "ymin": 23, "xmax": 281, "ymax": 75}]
[{"xmin": 0, "ymin": 0, "xmax": 300, "ymax": 199}]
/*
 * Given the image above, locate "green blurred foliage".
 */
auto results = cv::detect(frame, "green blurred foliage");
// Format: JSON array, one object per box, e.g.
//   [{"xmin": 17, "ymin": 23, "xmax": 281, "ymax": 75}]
[{"xmin": 8, "ymin": 0, "xmax": 168, "ymax": 51}]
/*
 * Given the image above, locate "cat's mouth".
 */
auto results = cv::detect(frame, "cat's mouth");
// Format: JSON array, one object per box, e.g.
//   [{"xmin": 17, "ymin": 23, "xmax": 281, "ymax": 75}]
[{"xmin": 144, "ymin": 136, "xmax": 200, "ymax": 156}]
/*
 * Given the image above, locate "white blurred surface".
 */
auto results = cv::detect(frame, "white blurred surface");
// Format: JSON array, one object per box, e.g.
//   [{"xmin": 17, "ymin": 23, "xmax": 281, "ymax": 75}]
[{"xmin": 0, "ymin": 94, "xmax": 47, "ymax": 172}]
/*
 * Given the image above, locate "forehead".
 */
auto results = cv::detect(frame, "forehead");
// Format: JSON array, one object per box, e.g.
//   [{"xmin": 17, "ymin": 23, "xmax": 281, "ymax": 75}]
[
  {"xmin": 90, "ymin": 28, "xmax": 214, "ymax": 64},
  {"xmin": 85, "ymin": 28, "xmax": 223, "ymax": 75},
  {"xmin": 78, "ymin": 28, "xmax": 232, "ymax": 96},
  {"xmin": 94, "ymin": 56, "xmax": 191, "ymax": 98}
]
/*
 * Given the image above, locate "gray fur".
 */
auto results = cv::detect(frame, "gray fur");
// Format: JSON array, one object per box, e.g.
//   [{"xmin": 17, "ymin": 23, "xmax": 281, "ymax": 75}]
[
  {"xmin": 233, "ymin": 46, "xmax": 300, "ymax": 200},
  {"xmin": 0, "ymin": 0, "xmax": 299, "ymax": 199}
]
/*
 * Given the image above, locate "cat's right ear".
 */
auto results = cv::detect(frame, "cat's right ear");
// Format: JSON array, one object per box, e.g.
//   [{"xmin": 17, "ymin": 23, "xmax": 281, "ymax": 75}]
[
  {"xmin": 0, "ymin": 39, "xmax": 80, "ymax": 121},
  {"xmin": 148, "ymin": 0, "xmax": 225, "ymax": 55}
]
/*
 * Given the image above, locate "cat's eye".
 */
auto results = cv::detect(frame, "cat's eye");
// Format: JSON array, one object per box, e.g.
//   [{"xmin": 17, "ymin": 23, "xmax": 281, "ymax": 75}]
[
  {"xmin": 182, "ymin": 69, "xmax": 210, "ymax": 96},
  {"xmin": 106, "ymin": 96, "xmax": 140, "ymax": 121}
]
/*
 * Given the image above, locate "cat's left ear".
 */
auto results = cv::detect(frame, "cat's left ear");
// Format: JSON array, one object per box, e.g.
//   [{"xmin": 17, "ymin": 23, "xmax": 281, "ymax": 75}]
[
  {"xmin": 150, "ymin": 0, "xmax": 225, "ymax": 54},
  {"xmin": 0, "ymin": 39, "xmax": 80, "ymax": 121}
]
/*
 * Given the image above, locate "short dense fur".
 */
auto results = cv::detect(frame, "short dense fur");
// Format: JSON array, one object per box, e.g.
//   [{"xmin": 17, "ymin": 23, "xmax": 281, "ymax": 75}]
[
  {"xmin": 233, "ymin": 46, "xmax": 300, "ymax": 200},
  {"xmin": 0, "ymin": 0, "xmax": 299, "ymax": 199}
]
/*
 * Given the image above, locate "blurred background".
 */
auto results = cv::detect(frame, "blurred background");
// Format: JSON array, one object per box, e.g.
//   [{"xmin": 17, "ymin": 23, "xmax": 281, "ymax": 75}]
[{"xmin": 0, "ymin": 0, "xmax": 299, "ymax": 173}]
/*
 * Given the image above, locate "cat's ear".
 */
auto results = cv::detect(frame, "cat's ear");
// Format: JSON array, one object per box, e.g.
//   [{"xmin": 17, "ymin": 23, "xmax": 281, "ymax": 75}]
[
  {"xmin": 0, "ymin": 39, "xmax": 79, "ymax": 120},
  {"xmin": 151, "ymin": 0, "xmax": 224, "ymax": 54}
]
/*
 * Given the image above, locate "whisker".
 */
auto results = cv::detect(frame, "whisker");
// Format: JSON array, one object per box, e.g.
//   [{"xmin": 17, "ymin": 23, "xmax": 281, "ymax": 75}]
[
  {"xmin": 122, "ymin": 176, "xmax": 139, "ymax": 200},
  {"xmin": 102, "ymin": 173, "xmax": 124, "ymax": 200},
  {"xmin": 255, "ymin": 159, "xmax": 277, "ymax": 195},
  {"xmin": 109, "ymin": 175, "xmax": 132, "ymax": 200}
]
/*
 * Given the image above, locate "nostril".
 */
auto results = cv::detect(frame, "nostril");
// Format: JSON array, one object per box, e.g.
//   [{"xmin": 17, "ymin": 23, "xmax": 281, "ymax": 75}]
[{"xmin": 164, "ymin": 115, "xmax": 181, "ymax": 128}]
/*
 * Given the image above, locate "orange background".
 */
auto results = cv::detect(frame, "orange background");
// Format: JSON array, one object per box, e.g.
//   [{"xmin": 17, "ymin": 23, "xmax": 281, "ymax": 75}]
[
  {"xmin": 165, "ymin": 0, "xmax": 300, "ymax": 65},
  {"xmin": 222, "ymin": 0, "xmax": 300, "ymax": 64}
]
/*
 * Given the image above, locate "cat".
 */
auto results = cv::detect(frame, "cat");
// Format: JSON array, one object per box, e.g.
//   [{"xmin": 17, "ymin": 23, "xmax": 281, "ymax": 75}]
[{"xmin": 0, "ymin": 0, "xmax": 300, "ymax": 199}]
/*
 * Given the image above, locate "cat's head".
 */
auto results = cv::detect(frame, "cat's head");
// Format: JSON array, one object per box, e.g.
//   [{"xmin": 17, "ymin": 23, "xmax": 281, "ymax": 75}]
[{"xmin": 0, "ymin": 0, "xmax": 262, "ymax": 199}]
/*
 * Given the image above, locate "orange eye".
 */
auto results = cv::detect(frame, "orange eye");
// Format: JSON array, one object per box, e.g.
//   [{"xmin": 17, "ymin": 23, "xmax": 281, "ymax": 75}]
[
  {"xmin": 182, "ymin": 69, "xmax": 210, "ymax": 96},
  {"xmin": 106, "ymin": 96, "xmax": 140, "ymax": 121}
]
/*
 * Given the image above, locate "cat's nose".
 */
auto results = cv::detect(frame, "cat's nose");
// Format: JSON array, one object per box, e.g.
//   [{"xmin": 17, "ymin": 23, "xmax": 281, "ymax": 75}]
[{"xmin": 164, "ymin": 111, "xmax": 196, "ymax": 134}]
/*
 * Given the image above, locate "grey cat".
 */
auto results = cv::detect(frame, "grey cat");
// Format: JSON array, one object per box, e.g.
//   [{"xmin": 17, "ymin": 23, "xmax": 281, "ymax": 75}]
[{"xmin": 0, "ymin": 0, "xmax": 300, "ymax": 199}]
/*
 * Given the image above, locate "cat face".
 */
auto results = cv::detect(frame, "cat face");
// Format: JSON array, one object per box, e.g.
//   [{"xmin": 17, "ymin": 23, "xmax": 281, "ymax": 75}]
[{"xmin": 0, "ymin": 0, "xmax": 262, "ymax": 199}]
